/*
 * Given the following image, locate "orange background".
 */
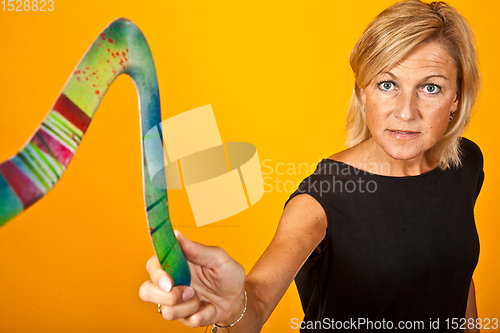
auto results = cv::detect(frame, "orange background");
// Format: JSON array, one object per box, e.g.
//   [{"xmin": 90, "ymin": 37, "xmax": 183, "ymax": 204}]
[{"xmin": 0, "ymin": 0, "xmax": 498, "ymax": 332}]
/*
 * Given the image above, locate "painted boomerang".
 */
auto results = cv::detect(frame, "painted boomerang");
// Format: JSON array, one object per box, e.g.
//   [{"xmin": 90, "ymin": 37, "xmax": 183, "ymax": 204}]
[{"xmin": 0, "ymin": 18, "xmax": 191, "ymax": 286}]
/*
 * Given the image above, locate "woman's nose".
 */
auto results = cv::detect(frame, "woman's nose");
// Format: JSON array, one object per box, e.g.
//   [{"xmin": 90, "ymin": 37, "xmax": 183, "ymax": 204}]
[{"xmin": 393, "ymin": 91, "xmax": 418, "ymax": 122}]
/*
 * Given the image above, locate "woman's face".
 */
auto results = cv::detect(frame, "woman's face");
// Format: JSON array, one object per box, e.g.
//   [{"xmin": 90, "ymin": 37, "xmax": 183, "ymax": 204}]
[{"xmin": 360, "ymin": 40, "xmax": 459, "ymax": 163}]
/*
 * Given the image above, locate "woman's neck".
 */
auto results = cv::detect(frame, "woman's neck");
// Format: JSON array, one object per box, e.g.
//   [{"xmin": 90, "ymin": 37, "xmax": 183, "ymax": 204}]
[
  {"xmin": 329, "ymin": 138, "xmax": 438, "ymax": 177},
  {"xmin": 358, "ymin": 138, "xmax": 437, "ymax": 177}
]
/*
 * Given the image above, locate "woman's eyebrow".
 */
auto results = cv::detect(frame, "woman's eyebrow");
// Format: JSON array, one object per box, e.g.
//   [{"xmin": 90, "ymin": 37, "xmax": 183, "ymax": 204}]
[
  {"xmin": 381, "ymin": 71, "xmax": 397, "ymax": 79},
  {"xmin": 381, "ymin": 72, "xmax": 449, "ymax": 81},
  {"xmin": 422, "ymin": 74, "xmax": 449, "ymax": 81}
]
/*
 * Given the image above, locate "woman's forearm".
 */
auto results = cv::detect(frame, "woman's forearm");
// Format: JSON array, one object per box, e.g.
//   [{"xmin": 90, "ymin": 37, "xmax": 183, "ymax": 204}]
[
  {"xmin": 217, "ymin": 281, "xmax": 269, "ymax": 333},
  {"xmin": 219, "ymin": 194, "xmax": 328, "ymax": 333}
]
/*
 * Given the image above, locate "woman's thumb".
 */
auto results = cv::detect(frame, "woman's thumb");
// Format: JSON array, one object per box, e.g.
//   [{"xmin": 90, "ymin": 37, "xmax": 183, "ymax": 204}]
[{"xmin": 174, "ymin": 230, "xmax": 227, "ymax": 268}]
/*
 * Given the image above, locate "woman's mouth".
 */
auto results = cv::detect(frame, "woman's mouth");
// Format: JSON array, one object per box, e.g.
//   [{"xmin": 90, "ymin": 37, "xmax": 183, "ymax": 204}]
[{"xmin": 387, "ymin": 129, "xmax": 420, "ymax": 140}]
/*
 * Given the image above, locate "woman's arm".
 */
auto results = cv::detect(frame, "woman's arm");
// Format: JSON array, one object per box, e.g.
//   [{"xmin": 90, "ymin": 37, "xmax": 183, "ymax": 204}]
[
  {"xmin": 239, "ymin": 193, "xmax": 328, "ymax": 332},
  {"xmin": 139, "ymin": 193, "xmax": 327, "ymax": 333},
  {"xmin": 464, "ymin": 278, "xmax": 480, "ymax": 333}
]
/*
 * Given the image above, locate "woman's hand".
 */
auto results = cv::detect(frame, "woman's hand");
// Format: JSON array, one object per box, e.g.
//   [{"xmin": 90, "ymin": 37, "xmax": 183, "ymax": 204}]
[
  {"xmin": 140, "ymin": 194, "xmax": 327, "ymax": 332},
  {"xmin": 139, "ymin": 230, "xmax": 246, "ymax": 328}
]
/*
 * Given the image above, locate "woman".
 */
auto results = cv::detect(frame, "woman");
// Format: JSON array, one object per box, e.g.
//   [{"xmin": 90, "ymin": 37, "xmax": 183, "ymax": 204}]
[{"xmin": 139, "ymin": 1, "xmax": 484, "ymax": 332}]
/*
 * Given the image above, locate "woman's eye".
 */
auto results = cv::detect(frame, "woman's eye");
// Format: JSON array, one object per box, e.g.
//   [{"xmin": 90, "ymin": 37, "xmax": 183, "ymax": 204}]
[
  {"xmin": 423, "ymin": 84, "xmax": 441, "ymax": 94},
  {"xmin": 378, "ymin": 81, "xmax": 395, "ymax": 91}
]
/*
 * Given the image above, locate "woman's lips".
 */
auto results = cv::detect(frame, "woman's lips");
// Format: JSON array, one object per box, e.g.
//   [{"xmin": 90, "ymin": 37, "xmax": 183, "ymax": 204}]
[{"xmin": 387, "ymin": 129, "xmax": 420, "ymax": 140}]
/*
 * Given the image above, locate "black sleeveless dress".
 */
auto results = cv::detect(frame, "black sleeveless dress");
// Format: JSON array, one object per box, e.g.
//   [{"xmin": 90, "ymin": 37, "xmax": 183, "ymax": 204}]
[{"xmin": 283, "ymin": 138, "xmax": 484, "ymax": 332}]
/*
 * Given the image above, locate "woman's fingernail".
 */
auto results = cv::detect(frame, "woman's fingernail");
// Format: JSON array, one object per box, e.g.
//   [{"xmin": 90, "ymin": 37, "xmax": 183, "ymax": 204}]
[
  {"xmin": 174, "ymin": 230, "xmax": 180, "ymax": 238},
  {"xmin": 182, "ymin": 287, "xmax": 194, "ymax": 301},
  {"xmin": 159, "ymin": 277, "xmax": 172, "ymax": 293}
]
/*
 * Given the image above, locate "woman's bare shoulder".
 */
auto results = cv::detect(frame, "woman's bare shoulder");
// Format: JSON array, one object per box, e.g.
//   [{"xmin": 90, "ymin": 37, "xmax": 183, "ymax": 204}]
[{"xmin": 282, "ymin": 193, "xmax": 327, "ymax": 232}]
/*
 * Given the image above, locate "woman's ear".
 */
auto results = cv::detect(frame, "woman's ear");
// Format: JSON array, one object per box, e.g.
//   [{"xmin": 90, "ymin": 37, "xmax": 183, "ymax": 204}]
[
  {"xmin": 451, "ymin": 92, "xmax": 459, "ymax": 112},
  {"xmin": 359, "ymin": 87, "xmax": 367, "ymax": 106}
]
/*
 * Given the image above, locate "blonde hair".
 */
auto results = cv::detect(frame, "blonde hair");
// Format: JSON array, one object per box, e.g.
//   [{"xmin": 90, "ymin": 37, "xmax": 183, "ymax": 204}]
[{"xmin": 345, "ymin": 0, "xmax": 481, "ymax": 169}]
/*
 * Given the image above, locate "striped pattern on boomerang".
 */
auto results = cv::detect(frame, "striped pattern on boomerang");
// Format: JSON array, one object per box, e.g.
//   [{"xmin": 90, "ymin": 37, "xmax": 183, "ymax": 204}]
[{"xmin": 0, "ymin": 18, "xmax": 191, "ymax": 286}]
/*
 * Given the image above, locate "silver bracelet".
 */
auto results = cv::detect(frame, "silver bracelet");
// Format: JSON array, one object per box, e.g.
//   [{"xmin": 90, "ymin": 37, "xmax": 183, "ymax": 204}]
[{"xmin": 211, "ymin": 291, "xmax": 247, "ymax": 332}]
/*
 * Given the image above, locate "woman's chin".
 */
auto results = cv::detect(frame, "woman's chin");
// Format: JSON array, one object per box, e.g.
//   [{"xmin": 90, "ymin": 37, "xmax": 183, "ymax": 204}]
[{"xmin": 381, "ymin": 146, "xmax": 424, "ymax": 162}]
